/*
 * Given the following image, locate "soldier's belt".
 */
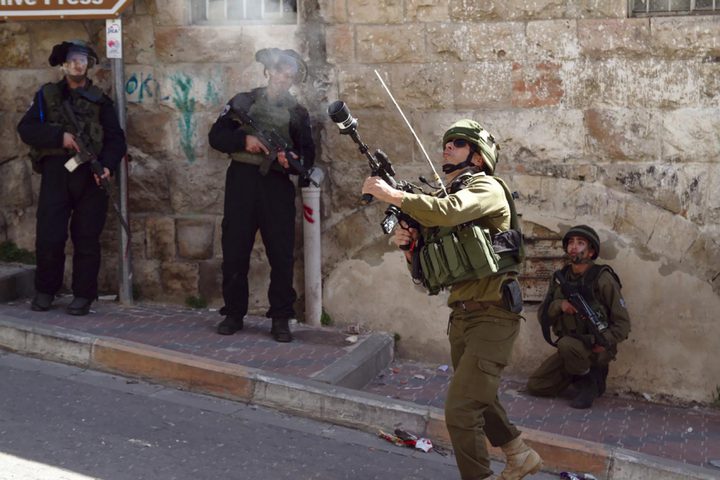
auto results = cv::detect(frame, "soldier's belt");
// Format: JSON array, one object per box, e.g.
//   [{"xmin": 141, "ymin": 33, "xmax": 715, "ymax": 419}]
[{"xmin": 450, "ymin": 300, "xmax": 503, "ymax": 312}]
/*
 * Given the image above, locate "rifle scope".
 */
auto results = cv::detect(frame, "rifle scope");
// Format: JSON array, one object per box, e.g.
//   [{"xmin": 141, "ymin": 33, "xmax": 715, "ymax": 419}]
[{"xmin": 328, "ymin": 101, "xmax": 357, "ymax": 133}]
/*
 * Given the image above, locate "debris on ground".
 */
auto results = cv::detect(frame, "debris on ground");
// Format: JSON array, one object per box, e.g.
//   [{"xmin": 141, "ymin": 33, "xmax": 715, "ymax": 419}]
[
  {"xmin": 438, "ymin": 364, "xmax": 449, "ymax": 372},
  {"xmin": 560, "ymin": 473, "xmax": 597, "ymax": 480},
  {"xmin": 377, "ymin": 429, "xmax": 434, "ymax": 453},
  {"xmin": 345, "ymin": 335, "xmax": 358, "ymax": 344}
]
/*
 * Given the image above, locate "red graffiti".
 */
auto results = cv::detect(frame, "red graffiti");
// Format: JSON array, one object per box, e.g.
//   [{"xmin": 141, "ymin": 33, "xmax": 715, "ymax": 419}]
[{"xmin": 303, "ymin": 204, "xmax": 314, "ymax": 224}]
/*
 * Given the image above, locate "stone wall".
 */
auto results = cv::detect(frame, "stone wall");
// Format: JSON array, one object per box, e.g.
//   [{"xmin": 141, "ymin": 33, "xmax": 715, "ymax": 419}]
[
  {"xmin": 1, "ymin": 0, "xmax": 719, "ymax": 402},
  {"xmin": 317, "ymin": 0, "xmax": 720, "ymax": 403}
]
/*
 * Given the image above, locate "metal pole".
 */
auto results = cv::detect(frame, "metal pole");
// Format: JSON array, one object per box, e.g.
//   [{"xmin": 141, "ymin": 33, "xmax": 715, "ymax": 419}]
[{"xmin": 109, "ymin": 19, "xmax": 133, "ymax": 305}]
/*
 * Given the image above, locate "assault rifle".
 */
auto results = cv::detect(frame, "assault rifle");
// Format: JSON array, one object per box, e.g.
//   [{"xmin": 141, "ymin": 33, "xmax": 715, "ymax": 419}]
[
  {"xmin": 232, "ymin": 109, "xmax": 321, "ymax": 187},
  {"xmin": 554, "ymin": 272, "xmax": 611, "ymax": 349},
  {"xmin": 327, "ymin": 101, "xmax": 422, "ymax": 243},
  {"xmin": 61, "ymin": 100, "xmax": 131, "ymax": 237}
]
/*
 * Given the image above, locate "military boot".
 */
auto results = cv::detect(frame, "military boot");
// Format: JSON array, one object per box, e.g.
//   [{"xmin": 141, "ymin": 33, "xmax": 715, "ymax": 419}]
[
  {"xmin": 66, "ymin": 297, "xmax": 93, "ymax": 316},
  {"xmin": 569, "ymin": 372, "xmax": 599, "ymax": 409},
  {"xmin": 498, "ymin": 436, "xmax": 543, "ymax": 480},
  {"xmin": 217, "ymin": 315, "xmax": 244, "ymax": 335},
  {"xmin": 271, "ymin": 318, "xmax": 292, "ymax": 343},
  {"xmin": 31, "ymin": 293, "xmax": 54, "ymax": 312}
]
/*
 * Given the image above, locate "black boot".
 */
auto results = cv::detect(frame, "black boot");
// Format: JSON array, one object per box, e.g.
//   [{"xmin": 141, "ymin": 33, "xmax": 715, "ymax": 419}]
[
  {"xmin": 569, "ymin": 372, "xmax": 599, "ymax": 409},
  {"xmin": 271, "ymin": 318, "xmax": 292, "ymax": 343},
  {"xmin": 217, "ymin": 315, "xmax": 244, "ymax": 335},
  {"xmin": 66, "ymin": 297, "xmax": 93, "ymax": 316},
  {"xmin": 31, "ymin": 293, "xmax": 54, "ymax": 312}
]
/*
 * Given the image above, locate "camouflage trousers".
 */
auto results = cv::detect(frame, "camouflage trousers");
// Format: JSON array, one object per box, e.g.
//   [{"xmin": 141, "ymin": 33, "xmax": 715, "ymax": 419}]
[
  {"xmin": 445, "ymin": 305, "xmax": 522, "ymax": 480},
  {"xmin": 526, "ymin": 335, "xmax": 613, "ymax": 397}
]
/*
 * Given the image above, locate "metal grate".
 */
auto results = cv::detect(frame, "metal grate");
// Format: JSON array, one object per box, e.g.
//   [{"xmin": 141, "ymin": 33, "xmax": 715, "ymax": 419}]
[
  {"xmin": 630, "ymin": 0, "xmax": 719, "ymax": 16},
  {"xmin": 190, "ymin": 0, "xmax": 297, "ymax": 24}
]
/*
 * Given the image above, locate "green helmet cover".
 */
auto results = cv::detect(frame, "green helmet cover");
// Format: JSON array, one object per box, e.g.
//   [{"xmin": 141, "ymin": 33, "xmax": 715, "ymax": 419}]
[
  {"xmin": 442, "ymin": 119, "xmax": 499, "ymax": 174},
  {"xmin": 562, "ymin": 225, "xmax": 600, "ymax": 259}
]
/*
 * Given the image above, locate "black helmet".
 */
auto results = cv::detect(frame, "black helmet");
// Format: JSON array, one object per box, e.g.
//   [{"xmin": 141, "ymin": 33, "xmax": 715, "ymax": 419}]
[
  {"xmin": 562, "ymin": 225, "xmax": 600, "ymax": 259},
  {"xmin": 255, "ymin": 48, "xmax": 308, "ymax": 83},
  {"xmin": 49, "ymin": 40, "xmax": 99, "ymax": 68}
]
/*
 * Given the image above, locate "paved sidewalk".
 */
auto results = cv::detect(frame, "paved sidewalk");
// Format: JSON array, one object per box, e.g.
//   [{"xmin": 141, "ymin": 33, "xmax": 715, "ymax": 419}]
[
  {"xmin": 1, "ymin": 297, "xmax": 719, "ymax": 479},
  {"xmin": 366, "ymin": 361, "xmax": 720, "ymax": 470}
]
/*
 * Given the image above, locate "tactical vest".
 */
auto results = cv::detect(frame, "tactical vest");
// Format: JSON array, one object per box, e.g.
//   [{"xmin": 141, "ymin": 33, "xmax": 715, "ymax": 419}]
[
  {"xmin": 539, "ymin": 264, "xmax": 621, "ymax": 346},
  {"xmin": 229, "ymin": 92, "xmax": 293, "ymax": 172},
  {"xmin": 29, "ymin": 81, "xmax": 105, "ymax": 173},
  {"xmin": 415, "ymin": 172, "xmax": 524, "ymax": 295}
]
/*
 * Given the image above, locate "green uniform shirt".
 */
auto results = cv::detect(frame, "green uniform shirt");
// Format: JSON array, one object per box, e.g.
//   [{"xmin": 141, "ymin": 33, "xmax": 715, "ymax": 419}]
[
  {"xmin": 400, "ymin": 173, "xmax": 515, "ymax": 306},
  {"xmin": 545, "ymin": 264, "xmax": 631, "ymax": 345}
]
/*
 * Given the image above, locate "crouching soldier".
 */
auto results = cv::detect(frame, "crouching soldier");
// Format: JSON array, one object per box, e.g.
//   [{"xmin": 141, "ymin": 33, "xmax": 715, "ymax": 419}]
[{"xmin": 527, "ymin": 225, "xmax": 631, "ymax": 409}]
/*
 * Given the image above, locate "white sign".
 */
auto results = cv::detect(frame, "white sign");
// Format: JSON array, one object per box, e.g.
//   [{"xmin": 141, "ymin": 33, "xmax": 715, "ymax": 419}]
[
  {"xmin": 106, "ymin": 18, "xmax": 122, "ymax": 59},
  {"xmin": 0, "ymin": 0, "xmax": 132, "ymax": 20}
]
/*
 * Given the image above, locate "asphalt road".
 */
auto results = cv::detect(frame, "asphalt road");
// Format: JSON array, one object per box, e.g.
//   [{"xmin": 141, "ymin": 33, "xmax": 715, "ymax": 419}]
[{"xmin": 0, "ymin": 351, "xmax": 470, "ymax": 480}]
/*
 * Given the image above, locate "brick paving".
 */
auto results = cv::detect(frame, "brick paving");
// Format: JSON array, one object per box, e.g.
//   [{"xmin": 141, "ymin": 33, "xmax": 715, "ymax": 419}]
[
  {"xmin": 0, "ymin": 298, "xmax": 351, "ymax": 379},
  {"xmin": 365, "ymin": 360, "xmax": 720, "ymax": 470},
  {"xmin": 1, "ymin": 298, "xmax": 719, "ymax": 472}
]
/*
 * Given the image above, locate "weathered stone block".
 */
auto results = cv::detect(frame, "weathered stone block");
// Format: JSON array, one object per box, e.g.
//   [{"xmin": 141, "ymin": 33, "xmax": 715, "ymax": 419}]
[
  {"xmin": 566, "ymin": 0, "xmax": 626, "ymax": 18},
  {"xmin": 318, "ymin": 0, "xmax": 349, "ymax": 23},
  {"xmin": 564, "ymin": 59, "xmax": 704, "ymax": 109},
  {"xmin": 578, "ymin": 19, "xmax": 651, "ymax": 58},
  {"xmin": 126, "ymin": 110, "xmax": 174, "ymax": 153},
  {"xmin": 661, "ymin": 108, "xmax": 720, "ymax": 162},
  {"xmin": 156, "ymin": 65, "xmax": 231, "ymax": 113},
  {"xmin": 132, "ymin": 258, "xmax": 164, "ymax": 299},
  {"xmin": 651, "ymin": 16, "xmax": 720, "ymax": 58},
  {"xmin": 176, "ymin": 218, "xmax": 215, "ymax": 260},
  {"xmin": 326, "ymin": 25, "xmax": 355, "ymax": 65},
  {"xmin": 160, "ymin": 261, "xmax": 199, "ymax": 297},
  {"xmin": 526, "ymin": 20, "xmax": 580, "ymax": 60},
  {"xmin": 407, "ymin": 0, "xmax": 451, "ymax": 22},
  {"xmin": 146, "ymin": 216, "xmax": 175, "ymax": 260},
  {"xmin": 383, "ymin": 64, "xmax": 455, "ymax": 110},
  {"xmin": 512, "ymin": 61, "xmax": 565, "ymax": 107},
  {"xmin": 1, "ymin": 70, "xmax": 58, "ymax": 113},
  {"xmin": 155, "ymin": 25, "xmax": 296, "ymax": 64},
  {"xmin": 126, "ymin": 147, "xmax": 173, "ymax": 214},
  {"xmin": 647, "ymin": 210, "xmax": 698, "ymax": 262},
  {"xmin": 0, "ymin": 159, "xmax": 32, "ymax": 210},
  {"xmin": 336, "ymin": 65, "xmax": 388, "ymax": 108},
  {"xmin": 453, "ymin": 62, "xmax": 513, "ymax": 109},
  {"xmin": 168, "ymin": 152, "xmax": 225, "ymax": 215},
  {"xmin": 154, "ymin": 0, "xmax": 188, "ymax": 26},
  {"xmin": 120, "ymin": 14, "xmax": 157, "ymax": 65},
  {"xmin": 356, "ymin": 25, "xmax": 426, "ymax": 63},
  {"xmin": 27, "ymin": 22, "xmax": 99, "ymax": 69},
  {"xmin": 428, "ymin": 22, "xmax": 525, "ymax": 62},
  {"xmin": 449, "ymin": 0, "xmax": 566, "ymax": 22},
  {"xmin": 347, "ymin": 0, "xmax": 403, "ymax": 24},
  {"xmin": 613, "ymin": 196, "xmax": 660, "ymax": 245},
  {"xmin": 198, "ymin": 258, "xmax": 222, "ymax": 302},
  {"xmin": 584, "ymin": 108, "xmax": 662, "ymax": 162},
  {"xmin": 0, "ymin": 23, "xmax": 30, "ymax": 68}
]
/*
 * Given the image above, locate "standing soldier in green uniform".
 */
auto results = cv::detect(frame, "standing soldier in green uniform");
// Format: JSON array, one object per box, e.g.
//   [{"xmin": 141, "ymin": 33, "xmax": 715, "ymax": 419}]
[
  {"xmin": 526, "ymin": 225, "xmax": 631, "ymax": 409},
  {"xmin": 362, "ymin": 120, "xmax": 542, "ymax": 480},
  {"xmin": 17, "ymin": 40, "xmax": 127, "ymax": 316}
]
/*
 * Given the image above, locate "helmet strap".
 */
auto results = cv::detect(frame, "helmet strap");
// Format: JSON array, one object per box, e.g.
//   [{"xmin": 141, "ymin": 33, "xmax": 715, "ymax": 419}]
[{"xmin": 442, "ymin": 149, "xmax": 476, "ymax": 174}]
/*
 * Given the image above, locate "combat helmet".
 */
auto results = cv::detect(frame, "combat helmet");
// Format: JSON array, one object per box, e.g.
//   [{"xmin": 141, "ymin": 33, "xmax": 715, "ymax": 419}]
[
  {"xmin": 49, "ymin": 40, "xmax": 99, "ymax": 68},
  {"xmin": 442, "ymin": 120, "xmax": 499, "ymax": 174},
  {"xmin": 562, "ymin": 225, "xmax": 600, "ymax": 259},
  {"xmin": 255, "ymin": 48, "xmax": 308, "ymax": 83}
]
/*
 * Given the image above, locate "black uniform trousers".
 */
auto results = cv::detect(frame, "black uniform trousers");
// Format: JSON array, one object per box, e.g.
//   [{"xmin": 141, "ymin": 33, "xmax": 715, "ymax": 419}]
[
  {"xmin": 35, "ymin": 157, "xmax": 108, "ymax": 299},
  {"xmin": 221, "ymin": 162, "xmax": 297, "ymax": 320}
]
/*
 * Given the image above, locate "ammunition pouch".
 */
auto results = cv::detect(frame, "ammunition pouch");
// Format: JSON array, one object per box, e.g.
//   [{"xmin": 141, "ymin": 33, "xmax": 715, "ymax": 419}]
[{"xmin": 416, "ymin": 224, "xmax": 523, "ymax": 295}]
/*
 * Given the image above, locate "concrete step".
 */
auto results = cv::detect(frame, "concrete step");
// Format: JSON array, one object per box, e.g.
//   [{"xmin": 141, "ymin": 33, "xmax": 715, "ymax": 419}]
[
  {"xmin": 312, "ymin": 331, "xmax": 394, "ymax": 389},
  {"xmin": 0, "ymin": 263, "xmax": 35, "ymax": 303}
]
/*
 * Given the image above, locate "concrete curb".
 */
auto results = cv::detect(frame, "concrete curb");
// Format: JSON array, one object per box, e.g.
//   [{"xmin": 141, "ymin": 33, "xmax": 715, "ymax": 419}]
[
  {"xmin": 0, "ymin": 314, "xmax": 716, "ymax": 480},
  {"xmin": 312, "ymin": 331, "xmax": 394, "ymax": 388},
  {"xmin": 0, "ymin": 265, "xmax": 35, "ymax": 303}
]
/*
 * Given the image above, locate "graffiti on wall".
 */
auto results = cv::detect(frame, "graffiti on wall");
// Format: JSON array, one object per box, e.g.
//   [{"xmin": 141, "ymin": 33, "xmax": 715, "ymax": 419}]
[{"xmin": 125, "ymin": 69, "xmax": 223, "ymax": 164}]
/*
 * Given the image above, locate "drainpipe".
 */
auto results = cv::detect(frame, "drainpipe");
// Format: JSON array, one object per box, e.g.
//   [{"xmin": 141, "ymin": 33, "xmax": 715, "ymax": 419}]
[{"xmin": 301, "ymin": 168, "xmax": 324, "ymax": 326}]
